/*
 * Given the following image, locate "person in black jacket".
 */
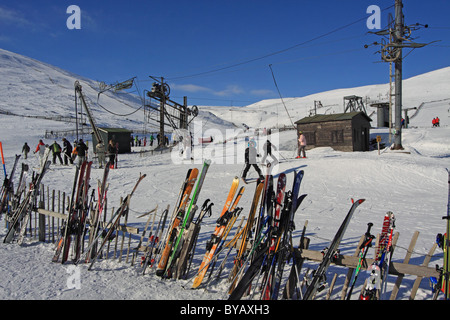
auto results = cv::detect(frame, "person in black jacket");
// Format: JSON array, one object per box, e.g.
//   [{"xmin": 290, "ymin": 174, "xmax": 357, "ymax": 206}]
[
  {"xmin": 242, "ymin": 139, "xmax": 263, "ymax": 181},
  {"xmin": 22, "ymin": 142, "xmax": 30, "ymax": 159},
  {"xmin": 75, "ymin": 139, "xmax": 88, "ymax": 167},
  {"xmin": 261, "ymin": 139, "xmax": 278, "ymax": 166},
  {"xmin": 62, "ymin": 138, "xmax": 73, "ymax": 165}
]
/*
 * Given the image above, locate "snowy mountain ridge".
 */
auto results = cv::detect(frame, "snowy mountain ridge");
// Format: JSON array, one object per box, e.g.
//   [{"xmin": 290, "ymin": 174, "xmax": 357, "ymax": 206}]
[{"xmin": 1, "ymin": 47, "xmax": 449, "ymax": 136}]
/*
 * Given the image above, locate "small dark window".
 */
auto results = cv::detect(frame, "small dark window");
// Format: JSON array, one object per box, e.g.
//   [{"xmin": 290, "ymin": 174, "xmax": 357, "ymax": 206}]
[
  {"xmin": 331, "ymin": 130, "xmax": 344, "ymax": 144},
  {"xmin": 304, "ymin": 132, "xmax": 316, "ymax": 145}
]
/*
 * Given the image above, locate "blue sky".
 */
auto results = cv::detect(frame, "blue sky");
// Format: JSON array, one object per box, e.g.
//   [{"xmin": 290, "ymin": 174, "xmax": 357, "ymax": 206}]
[{"xmin": 0, "ymin": 0, "xmax": 449, "ymax": 107}]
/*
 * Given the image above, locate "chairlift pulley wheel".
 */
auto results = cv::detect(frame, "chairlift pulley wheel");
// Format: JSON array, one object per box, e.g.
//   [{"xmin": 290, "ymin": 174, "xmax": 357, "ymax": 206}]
[{"xmin": 190, "ymin": 105, "xmax": 198, "ymax": 117}]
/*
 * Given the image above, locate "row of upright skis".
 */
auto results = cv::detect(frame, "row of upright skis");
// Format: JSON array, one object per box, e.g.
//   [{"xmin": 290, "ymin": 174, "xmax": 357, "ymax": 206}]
[{"xmin": 1, "ymin": 154, "xmax": 448, "ymax": 300}]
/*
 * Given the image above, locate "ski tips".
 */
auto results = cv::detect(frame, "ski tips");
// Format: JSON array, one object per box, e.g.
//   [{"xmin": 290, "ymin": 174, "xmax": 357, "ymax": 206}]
[{"xmin": 351, "ymin": 198, "xmax": 365, "ymax": 205}]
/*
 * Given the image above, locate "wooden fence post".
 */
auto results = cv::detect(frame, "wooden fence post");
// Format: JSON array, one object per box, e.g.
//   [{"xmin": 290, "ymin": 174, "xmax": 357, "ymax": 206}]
[{"xmin": 38, "ymin": 184, "xmax": 46, "ymax": 242}]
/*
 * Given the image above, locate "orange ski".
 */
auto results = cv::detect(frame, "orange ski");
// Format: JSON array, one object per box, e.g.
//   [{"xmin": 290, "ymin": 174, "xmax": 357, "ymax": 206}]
[{"xmin": 156, "ymin": 168, "xmax": 198, "ymax": 276}]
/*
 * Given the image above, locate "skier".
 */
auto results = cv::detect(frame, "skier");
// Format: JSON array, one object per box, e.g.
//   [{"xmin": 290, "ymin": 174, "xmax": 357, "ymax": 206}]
[
  {"xmin": 22, "ymin": 142, "xmax": 30, "ymax": 160},
  {"xmin": 261, "ymin": 139, "xmax": 278, "ymax": 166},
  {"xmin": 436, "ymin": 116, "xmax": 440, "ymax": 127},
  {"xmin": 75, "ymin": 139, "xmax": 88, "ymax": 167},
  {"xmin": 107, "ymin": 139, "xmax": 116, "ymax": 168},
  {"xmin": 96, "ymin": 141, "xmax": 106, "ymax": 168},
  {"xmin": 150, "ymin": 134, "xmax": 154, "ymax": 146},
  {"xmin": 297, "ymin": 131, "xmax": 307, "ymax": 159},
  {"xmin": 242, "ymin": 139, "xmax": 264, "ymax": 181},
  {"xmin": 49, "ymin": 140, "xmax": 63, "ymax": 165},
  {"xmin": 34, "ymin": 139, "xmax": 46, "ymax": 168},
  {"xmin": 62, "ymin": 138, "xmax": 73, "ymax": 165}
]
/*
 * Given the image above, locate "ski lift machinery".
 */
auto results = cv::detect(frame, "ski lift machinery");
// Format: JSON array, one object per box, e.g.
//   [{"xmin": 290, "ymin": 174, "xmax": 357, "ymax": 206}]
[
  {"xmin": 144, "ymin": 77, "xmax": 198, "ymax": 148},
  {"xmin": 74, "ymin": 80, "xmax": 104, "ymax": 150},
  {"xmin": 76, "ymin": 77, "xmax": 199, "ymax": 150}
]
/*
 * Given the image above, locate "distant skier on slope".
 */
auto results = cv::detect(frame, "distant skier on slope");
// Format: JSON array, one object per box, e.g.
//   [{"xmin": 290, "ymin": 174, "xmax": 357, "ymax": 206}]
[
  {"xmin": 22, "ymin": 142, "xmax": 30, "ymax": 159},
  {"xmin": 261, "ymin": 138, "xmax": 278, "ymax": 166},
  {"xmin": 297, "ymin": 131, "xmax": 307, "ymax": 159},
  {"xmin": 34, "ymin": 139, "xmax": 46, "ymax": 168}
]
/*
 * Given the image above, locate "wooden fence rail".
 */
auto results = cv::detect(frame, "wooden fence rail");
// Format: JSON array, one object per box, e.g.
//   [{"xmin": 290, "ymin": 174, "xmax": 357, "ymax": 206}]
[
  {"xmin": 293, "ymin": 220, "xmax": 440, "ymax": 300},
  {"xmin": 6, "ymin": 186, "xmax": 443, "ymax": 300},
  {"xmin": 19, "ymin": 184, "xmax": 140, "ymax": 263}
]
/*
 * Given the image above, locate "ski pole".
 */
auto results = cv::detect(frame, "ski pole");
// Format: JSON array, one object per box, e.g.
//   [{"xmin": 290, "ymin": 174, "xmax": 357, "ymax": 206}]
[
  {"xmin": 346, "ymin": 222, "xmax": 374, "ymax": 300},
  {"xmin": 442, "ymin": 168, "xmax": 450, "ymax": 299}
]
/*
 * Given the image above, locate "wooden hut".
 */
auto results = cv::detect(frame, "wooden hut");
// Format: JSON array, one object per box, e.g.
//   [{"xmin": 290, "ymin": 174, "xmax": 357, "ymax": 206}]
[{"xmin": 295, "ymin": 111, "xmax": 372, "ymax": 152}]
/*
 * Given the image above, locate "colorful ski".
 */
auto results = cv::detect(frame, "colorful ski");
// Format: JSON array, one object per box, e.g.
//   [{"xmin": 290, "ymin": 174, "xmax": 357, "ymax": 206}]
[
  {"xmin": 261, "ymin": 173, "xmax": 287, "ymax": 299},
  {"xmin": 53, "ymin": 164, "xmax": 81, "ymax": 262},
  {"xmin": 359, "ymin": 211, "xmax": 395, "ymax": 300},
  {"xmin": 192, "ymin": 176, "xmax": 240, "ymax": 288},
  {"xmin": 227, "ymin": 216, "xmax": 272, "ymax": 300},
  {"xmin": 61, "ymin": 161, "xmax": 87, "ymax": 263},
  {"xmin": 442, "ymin": 169, "xmax": 450, "ymax": 299},
  {"xmin": 0, "ymin": 154, "xmax": 21, "ymax": 217},
  {"xmin": 155, "ymin": 167, "xmax": 199, "ymax": 276},
  {"xmin": 3, "ymin": 161, "xmax": 50, "ymax": 244},
  {"xmin": 174, "ymin": 199, "xmax": 214, "ymax": 279},
  {"xmin": 303, "ymin": 199, "xmax": 365, "ymax": 300},
  {"xmin": 85, "ymin": 165, "xmax": 110, "ymax": 263},
  {"xmin": 163, "ymin": 160, "xmax": 211, "ymax": 278},
  {"xmin": 271, "ymin": 170, "xmax": 306, "ymax": 300},
  {"xmin": 73, "ymin": 161, "xmax": 93, "ymax": 261},
  {"xmin": 88, "ymin": 173, "xmax": 146, "ymax": 270},
  {"xmin": 228, "ymin": 181, "xmax": 264, "ymax": 291},
  {"xmin": 345, "ymin": 222, "xmax": 374, "ymax": 299},
  {"xmin": 142, "ymin": 206, "xmax": 170, "ymax": 274}
]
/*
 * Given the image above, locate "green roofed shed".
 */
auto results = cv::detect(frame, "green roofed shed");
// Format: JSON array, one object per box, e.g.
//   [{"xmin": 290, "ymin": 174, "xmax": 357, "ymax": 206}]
[{"xmin": 92, "ymin": 127, "xmax": 132, "ymax": 154}]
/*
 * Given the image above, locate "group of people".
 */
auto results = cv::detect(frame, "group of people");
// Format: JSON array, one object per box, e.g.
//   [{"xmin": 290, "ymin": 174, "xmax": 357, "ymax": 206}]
[
  {"xmin": 95, "ymin": 139, "xmax": 118, "ymax": 169},
  {"xmin": 130, "ymin": 134, "xmax": 170, "ymax": 148},
  {"xmin": 432, "ymin": 117, "xmax": 440, "ymax": 127},
  {"xmin": 23, "ymin": 138, "xmax": 88, "ymax": 168},
  {"xmin": 22, "ymin": 138, "xmax": 118, "ymax": 170},
  {"xmin": 131, "ymin": 135, "xmax": 151, "ymax": 147},
  {"xmin": 22, "ymin": 131, "xmax": 308, "ymax": 178},
  {"xmin": 240, "ymin": 131, "xmax": 308, "ymax": 181}
]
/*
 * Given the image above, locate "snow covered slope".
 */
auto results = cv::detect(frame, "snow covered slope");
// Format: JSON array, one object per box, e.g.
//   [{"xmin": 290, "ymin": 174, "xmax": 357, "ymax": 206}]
[
  {"xmin": 0, "ymin": 48, "xmax": 234, "ymax": 155},
  {"xmin": 204, "ymin": 67, "xmax": 450, "ymax": 130},
  {"xmin": 0, "ymin": 48, "xmax": 449, "ymax": 301}
]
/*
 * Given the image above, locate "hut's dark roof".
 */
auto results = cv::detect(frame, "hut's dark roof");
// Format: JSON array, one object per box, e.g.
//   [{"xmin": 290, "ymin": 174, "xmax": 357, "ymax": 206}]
[{"xmin": 294, "ymin": 111, "xmax": 372, "ymax": 125}]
